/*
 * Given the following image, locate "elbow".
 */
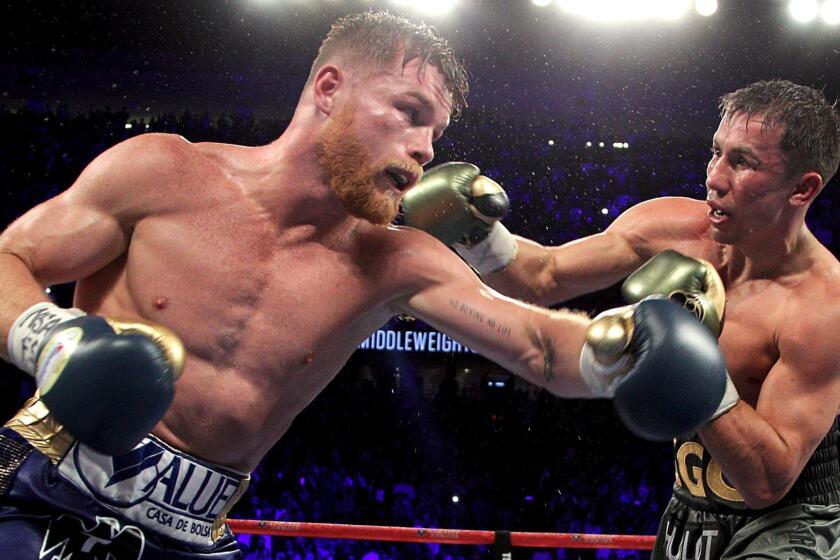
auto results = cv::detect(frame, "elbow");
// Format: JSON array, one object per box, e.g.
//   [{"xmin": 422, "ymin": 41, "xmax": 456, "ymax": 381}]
[
  {"xmin": 0, "ymin": 248, "xmax": 32, "ymax": 270},
  {"xmin": 739, "ymin": 478, "xmax": 794, "ymax": 510},
  {"xmin": 741, "ymin": 492, "xmax": 782, "ymax": 511},
  {"xmin": 522, "ymin": 278, "xmax": 564, "ymax": 308}
]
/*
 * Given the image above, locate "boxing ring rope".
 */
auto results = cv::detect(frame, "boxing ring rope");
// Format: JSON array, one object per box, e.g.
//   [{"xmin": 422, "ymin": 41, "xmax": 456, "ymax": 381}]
[{"xmin": 228, "ymin": 519, "xmax": 656, "ymax": 552}]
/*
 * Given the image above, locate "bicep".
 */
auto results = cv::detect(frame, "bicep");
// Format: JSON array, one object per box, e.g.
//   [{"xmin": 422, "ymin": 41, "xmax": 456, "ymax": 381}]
[
  {"xmin": 0, "ymin": 135, "xmax": 174, "ymax": 285},
  {"xmin": 756, "ymin": 316, "xmax": 840, "ymax": 469},
  {"xmin": 0, "ymin": 191, "xmax": 130, "ymax": 286}
]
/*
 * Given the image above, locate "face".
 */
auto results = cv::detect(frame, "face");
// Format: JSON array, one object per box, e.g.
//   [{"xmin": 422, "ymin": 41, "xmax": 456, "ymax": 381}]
[
  {"xmin": 705, "ymin": 111, "xmax": 798, "ymax": 246},
  {"xmin": 315, "ymin": 55, "xmax": 453, "ymax": 225}
]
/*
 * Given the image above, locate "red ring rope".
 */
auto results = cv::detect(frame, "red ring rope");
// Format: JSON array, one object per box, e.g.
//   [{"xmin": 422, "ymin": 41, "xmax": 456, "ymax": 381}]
[{"xmin": 228, "ymin": 519, "xmax": 656, "ymax": 550}]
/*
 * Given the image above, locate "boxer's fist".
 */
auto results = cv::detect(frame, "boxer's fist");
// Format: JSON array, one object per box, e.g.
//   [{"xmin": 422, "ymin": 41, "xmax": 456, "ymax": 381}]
[
  {"xmin": 622, "ymin": 250, "xmax": 725, "ymax": 336},
  {"xmin": 579, "ymin": 298, "xmax": 730, "ymax": 440},
  {"xmin": 8, "ymin": 303, "xmax": 184, "ymax": 455},
  {"xmin": 402, "ymin": 162, "xmax": 516, "ymax": 274},
  {"xmin": 402, "ymin": 162, "xmax": 508, "ymax": 245}
]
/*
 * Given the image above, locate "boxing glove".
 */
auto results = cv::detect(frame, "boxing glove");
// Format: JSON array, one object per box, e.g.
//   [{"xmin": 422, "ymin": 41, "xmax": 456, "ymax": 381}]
[
  {"xmin": 8, "ymin": 302, "xmax": 184, "ymax": 455},
  {"xmin": 579, "ymin": 298, "xmax": 736, "ymax": 440},
  {"xmin": 622, "ymin": 250, "xmax": 726, "ymax": 337},
  {"xmin": 402, "ymin": 162, "xmax": 516, "ymax": 274}
]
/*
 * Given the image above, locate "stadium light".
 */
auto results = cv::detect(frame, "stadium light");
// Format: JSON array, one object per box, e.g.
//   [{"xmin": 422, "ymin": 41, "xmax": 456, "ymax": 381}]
[
  {"xmin": 788, "ymin": 0, "xmax": 820, "ymax": 23},
  {"xmin": 821, "ymin": 0, "xmax": 840, "ymax": 24},
  {"xmin": 532, "ymin": 0, "xmax": 553, "ymax": 6},
  {"xmin": 695, "ymin": 0, "xmax": 718, "ymax": 17},
  {"xmin": 390, "ymin": 0, "xmax": 458, "ymax": 16},
  {"xmin": 555, "ymin": 0, "xmax": 692, "ymax": 23},
  {"xmin": 656, "ymin": 0, "xmax": 691, "ymax": 20}
]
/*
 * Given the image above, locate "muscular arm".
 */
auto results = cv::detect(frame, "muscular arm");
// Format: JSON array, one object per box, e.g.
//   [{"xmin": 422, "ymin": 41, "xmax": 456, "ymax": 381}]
[
  {"xmin": 0, "ymin": 133, "xmax": 185, "ymax": 359},
  {"xmin": 698, "ymin": 302, "xmax": 840, "ymax": 509},
  {"xmin": 482, "ymin": 197, "xmax": 707, "ymax": 306},
  {"xmin": 393, "ymin": 232, "xmax": 594, "ymax": 397},
  {"xmin": 486, "ymin": 232, "xmax": 642, "ymax": 306}
]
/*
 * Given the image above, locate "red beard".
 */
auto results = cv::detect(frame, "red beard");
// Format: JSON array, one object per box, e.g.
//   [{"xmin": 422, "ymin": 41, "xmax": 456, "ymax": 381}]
[{"xmin": 315, "ymin": 104, "xmax": 404, "ymax": 225}]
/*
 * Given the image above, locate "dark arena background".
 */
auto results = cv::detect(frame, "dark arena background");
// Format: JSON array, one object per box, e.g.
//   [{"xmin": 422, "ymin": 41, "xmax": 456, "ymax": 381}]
[{"xmin": 1, "ymin": 1, "xmax": 839, "ymax": 559}]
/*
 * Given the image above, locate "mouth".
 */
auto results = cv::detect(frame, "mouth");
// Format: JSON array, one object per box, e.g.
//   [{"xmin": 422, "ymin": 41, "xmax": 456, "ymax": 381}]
[
  {"xmin": 707, "ymin": 202, "xmax": 731, "ymax": 224},
  {"xmin": 384, "ymin": 167, "xmax": 418, "ymax": 193}
]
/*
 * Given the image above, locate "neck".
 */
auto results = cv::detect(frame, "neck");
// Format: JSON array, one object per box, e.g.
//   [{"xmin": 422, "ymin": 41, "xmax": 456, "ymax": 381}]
[
  {"xmin": 722, "ymin": 221, "xmax": 815, "ymax": 282},
  {"xmin": 244, "ymin": 123, "xmax": 364, "ymax": 238}
]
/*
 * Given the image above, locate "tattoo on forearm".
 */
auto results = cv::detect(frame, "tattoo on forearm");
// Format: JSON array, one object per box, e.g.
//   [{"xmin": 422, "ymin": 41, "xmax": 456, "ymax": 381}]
[
  {"xmin": 543, "ymin": 343, "xmax": 556, "ymax": 383},
  {"xmin": 449, "ymin": 299, "xmax": 511, "ymax": 338},
  {"xmin": 486, "ymin": 316, "xmax": 512, "ymax": 338},
  {"xmin": 527, "ymin": 326, "xmax": 556, "ymax": 383}
]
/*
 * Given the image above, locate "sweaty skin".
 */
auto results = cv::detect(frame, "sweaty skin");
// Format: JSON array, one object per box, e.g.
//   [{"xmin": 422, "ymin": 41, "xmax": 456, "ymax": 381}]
[
  {"xmin": 481, "ymin": 112, "xmax": 840, "ymax": 509},
  {"xmin": 0, "ymin": 56, "xmax": 593, "ymax": 473}
]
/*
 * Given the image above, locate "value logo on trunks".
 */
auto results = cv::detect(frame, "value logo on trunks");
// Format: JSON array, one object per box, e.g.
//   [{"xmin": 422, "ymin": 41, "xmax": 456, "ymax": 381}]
[
  {"xmin": 58, "ymin": 436, "xmax": 243, "ymax": 547},
  {"xmin": 40, "ymin": 514, "xmax": 144, "ymax": 560}
]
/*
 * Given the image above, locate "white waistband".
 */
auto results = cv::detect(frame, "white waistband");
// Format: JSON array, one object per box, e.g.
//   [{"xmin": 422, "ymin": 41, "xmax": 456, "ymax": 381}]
[{"xmin": 58, "ymin": 434, "xmax": 249, "ymax": 548}]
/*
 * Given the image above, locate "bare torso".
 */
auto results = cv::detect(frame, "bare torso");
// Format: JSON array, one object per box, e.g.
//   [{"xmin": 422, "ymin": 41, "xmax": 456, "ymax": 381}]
[
  {"xmin": 646, "ymin": 198, "xmax": 840, "ymax": 408},
  {"xmin": 73, "ymin": 140, "xmax": 407, "ymax": 471}
]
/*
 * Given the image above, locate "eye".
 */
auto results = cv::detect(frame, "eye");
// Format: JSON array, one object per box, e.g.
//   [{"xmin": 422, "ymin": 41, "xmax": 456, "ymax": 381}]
[
  {"xmin": 732, "ymin": 154, "xmax": 753, "ymax": 168},
  {"xmin": 399, "ymin": 105, "xmax": 419, "ymax": 124}
]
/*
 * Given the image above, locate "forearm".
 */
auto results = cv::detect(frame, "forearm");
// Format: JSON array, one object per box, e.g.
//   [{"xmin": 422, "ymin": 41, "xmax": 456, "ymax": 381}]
[
  {"xmin": 480, "ymin": 237, "xmax": 558, "ymax": 305},
  {"xmin": 515, "ymin": 306, "xmax": 592, "ymax": 397},
  {"xmin": 0, "ymin": 251, "xmax": 52, "ymax": 359},
  {"xmin": 698, "ymin": 404, "xmax": 801, "ymax": 509},
  {"xmin": 406, "ymin": 285, "xmax": 593, "ymax": 397},
  {"xmin": 484, "ymin": 234, "xmax": 642, "ymax": 307}
]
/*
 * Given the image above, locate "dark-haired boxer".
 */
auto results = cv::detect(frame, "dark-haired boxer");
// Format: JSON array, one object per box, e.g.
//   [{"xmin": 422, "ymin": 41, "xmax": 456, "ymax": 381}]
[
  {"xmin": 0, "ymin": 11, "xmax": 728, "ymax": 560},
  {"xmin": 407, "ymin": 80, "xmax": 840, "ymax": 559}
]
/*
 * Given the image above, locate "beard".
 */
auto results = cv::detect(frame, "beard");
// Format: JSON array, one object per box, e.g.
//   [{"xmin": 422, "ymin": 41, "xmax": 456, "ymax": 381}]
[{"xmin": 315, "ymin": 104, "xmax": 404, "ymax": 225}]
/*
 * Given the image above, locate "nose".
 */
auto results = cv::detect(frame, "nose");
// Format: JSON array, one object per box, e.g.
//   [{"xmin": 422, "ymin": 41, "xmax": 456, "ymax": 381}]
[
  {"xmin": 408, "ymin": 129, "xmax": 434, "ymax": 167},
  {"xmin": 705, "ymin": 155, "xmax": 729, "ymax": 197}
]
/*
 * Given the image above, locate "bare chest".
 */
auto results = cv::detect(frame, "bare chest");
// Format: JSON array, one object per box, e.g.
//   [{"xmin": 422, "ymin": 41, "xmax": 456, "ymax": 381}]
[
  {"xmin": 78, "ymin": 206, "xmax": 392, "ymax": 377},
  {"xmin": 717, "ymin": 282, "xmax": 782, "ymax": 403}
]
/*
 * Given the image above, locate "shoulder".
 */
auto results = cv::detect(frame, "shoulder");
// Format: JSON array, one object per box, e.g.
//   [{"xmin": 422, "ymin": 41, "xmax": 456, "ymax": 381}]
[
  {"xmin": 365, "ymin": 224, "xmax": 460, "ymax": 267},
  {"xmin": 610, "ymin": 196, "xmax": 708, "ymax": 228},
  {"xmin": 364, "ymin": 225, "xmax": 477, "ymax": 288},
  {"xmin": 74, "ymin": 133, "xmax": 201, "ymax": 191},
  {"xmin": 95, "ymin": 133, "xmax": 193, "ymax": 169},
  {"xmin": 66, "ymin": 134, "xmax": 225, "ymax": 216},
  {"xmin": 606, "ymin": 196, "xmax": 711, "ymax": 255}
]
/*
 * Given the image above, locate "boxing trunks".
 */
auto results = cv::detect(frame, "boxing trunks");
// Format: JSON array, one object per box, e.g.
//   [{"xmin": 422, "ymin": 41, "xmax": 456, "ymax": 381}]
[
  {"xmin": 651, "ymin": 418, "xmax": 840, "ymax": 560},
  {"xmin": 0, "ymin": 396, "xmax": 250, "ymax": 559}
]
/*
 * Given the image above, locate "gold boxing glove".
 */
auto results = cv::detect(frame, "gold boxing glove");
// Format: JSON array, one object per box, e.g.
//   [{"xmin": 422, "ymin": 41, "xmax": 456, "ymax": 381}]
[{"xmin": 622, "ymin": 250, "xmax": 725, "ymax": 337}]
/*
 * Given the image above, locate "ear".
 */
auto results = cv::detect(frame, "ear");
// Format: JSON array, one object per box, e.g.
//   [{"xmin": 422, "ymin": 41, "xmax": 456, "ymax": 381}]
[
  {"xmin": 789, "ymin": 171, "xmax": 823, "ymax": 207},
  {"xmin": 312, "ymin": 64, "xmax": 343, "ymax": 116}
]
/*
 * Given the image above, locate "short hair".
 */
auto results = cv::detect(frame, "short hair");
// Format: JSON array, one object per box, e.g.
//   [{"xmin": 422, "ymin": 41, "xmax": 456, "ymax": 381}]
[
  {"xmin": 306, "ymin": 11, "xmax": 468, "ymax": 119},
  {"xmin": 719, "ymin": 80, "xmax": 840, "ymax": 182}
]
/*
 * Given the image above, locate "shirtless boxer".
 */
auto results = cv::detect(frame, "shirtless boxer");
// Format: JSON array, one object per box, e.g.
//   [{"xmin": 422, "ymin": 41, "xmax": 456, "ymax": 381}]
[
  {"xmin": 407, "ymin": 79, "xmax": 840, "ymax": 558},
  {"xmin": 0, "ymin": 11, "xmax": 728, "ymax": 560}
]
